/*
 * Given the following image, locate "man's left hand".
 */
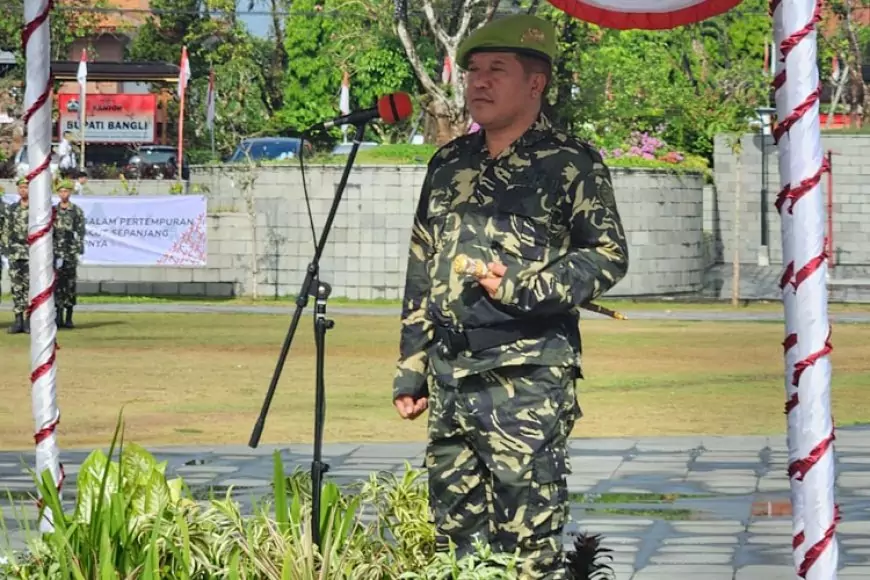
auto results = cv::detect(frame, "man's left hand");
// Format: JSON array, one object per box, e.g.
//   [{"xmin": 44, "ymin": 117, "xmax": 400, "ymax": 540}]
[{"xmin": 478, "ymin": 262, "xmax": 506, "ymax": 298}]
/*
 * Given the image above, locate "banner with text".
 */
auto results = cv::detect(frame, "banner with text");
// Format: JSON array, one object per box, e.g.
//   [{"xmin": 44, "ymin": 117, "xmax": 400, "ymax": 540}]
[
  {"xmin": 0, "ymin": 195, "xmax": 207, "ymax": 267},
  {"xmin": 58, "ymin": 93, "xmax": 157, "ymax": 143}
]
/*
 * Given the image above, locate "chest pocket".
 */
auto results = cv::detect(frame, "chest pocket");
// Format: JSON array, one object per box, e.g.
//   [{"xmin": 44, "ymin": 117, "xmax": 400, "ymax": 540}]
[
  {"xmin": 492, "ymin": 186, "xmax": 553, "ymax": 262},
  {"xmin": 426, "ymin": 192, "xmax": 455, "ymax": 253}
]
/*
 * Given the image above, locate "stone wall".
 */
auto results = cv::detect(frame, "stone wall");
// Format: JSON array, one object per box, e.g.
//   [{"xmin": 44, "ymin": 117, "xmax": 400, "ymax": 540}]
[
  {"xmin": 711, "ymin": 133, "xmax": 870, "ymax": 266},
  {"xmin": 0, "ymin": 164, "xmax": 707, "ymax": 299}
]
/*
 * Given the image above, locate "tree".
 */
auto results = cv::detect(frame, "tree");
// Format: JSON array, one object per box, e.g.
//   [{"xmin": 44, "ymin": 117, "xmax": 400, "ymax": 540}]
[
  {"xmin": 272, "ymin": 0, "xmax": 342, "ymax": 134},
  {"xmin": 0, "ymin": 0, "xmax": 108, "ymax": 60},
  {"xmin": 125, "ymin": 0, "xmax": 203, "ymax": 64},
  {"xmin": 328, "ymin": 0, "xmax": 421, "ymax": 142},
  {"xmin": 0, "ymin": 0, "xmax": 107, "ymax": 157},
  {"xmin": 827, "ymin": 0, "xmax": 868, "ymax": 126},
  {"xmin": 186, "ymin": 1, "xmax": 273, "ymax": 156},
  {"xmin": 532, "ymin": 0, "xmax": 770, "ymax": 159},
  {"xmin": 392, "ymin": 0, "xmax": 500, "ymax": 144}
]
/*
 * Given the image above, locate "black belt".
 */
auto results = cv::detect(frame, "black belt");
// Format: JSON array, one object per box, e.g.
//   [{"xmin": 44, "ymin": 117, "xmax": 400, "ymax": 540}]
[{"xmin": 433, "ymin": 317, "xmax": 560, "ymax": 359}]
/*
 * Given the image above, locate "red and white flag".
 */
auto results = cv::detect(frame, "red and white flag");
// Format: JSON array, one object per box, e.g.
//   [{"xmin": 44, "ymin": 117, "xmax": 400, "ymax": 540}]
[
  {"xmin": 441, "ymin": 56, "xmax": 452, "ymax": 84},
  {"xmin": 206, "ymin": 68, "xmax": 216, "ymax": 130},
  {"xmin": 546, "ymin": 0, "xmax": 741, "ymax": 29},
  {"xmin": 339, "ymin": 70, "xmax": 350, "ymax": 116},
  {"xmin": 177, "ymin": 46, "xmax": 191, "ymax": 99},
  {"xmin": 76, "ymin": 48, "xmax": 87, "ymax": 85}
]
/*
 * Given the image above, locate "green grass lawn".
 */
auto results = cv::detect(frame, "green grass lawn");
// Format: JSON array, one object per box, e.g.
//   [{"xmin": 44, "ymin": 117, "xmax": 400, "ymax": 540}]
[
  {"xmin": 5, "ymin": 292, "xmax": 870, "ymax": 314},
  {"xmin": 0, "ymin": 310, "xmax": 866, "ymax": 451}
]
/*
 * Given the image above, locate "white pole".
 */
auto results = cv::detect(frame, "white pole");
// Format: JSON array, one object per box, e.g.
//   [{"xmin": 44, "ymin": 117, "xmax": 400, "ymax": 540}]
[
  {"xmin": 24, "ymin": 0, "xmax": 64, "ymax": 533},
  {"xmin": 772, "ymin": 0, "xmax": 838, "ymax": 578},
  {"xmin": 78, "ymin": 49, "xmax": 87, "ymax": 172}
]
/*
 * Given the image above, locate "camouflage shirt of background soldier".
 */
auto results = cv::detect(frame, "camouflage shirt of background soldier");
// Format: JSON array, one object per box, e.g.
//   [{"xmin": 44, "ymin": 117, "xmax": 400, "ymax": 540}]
[
  {"xmin": 0, "ymin": 195, "xmax": 6, "ymax": 256},
  {"xmin": 2, "ymin": 198, "xmax": 30, "ymax": 262},
  {"xmin": 393, "ymin": 114, "xmax": 629, "ymax": 398},
  {"xmin": 53, "ymin": 199, "xmax": 86, "ymax": 263}
]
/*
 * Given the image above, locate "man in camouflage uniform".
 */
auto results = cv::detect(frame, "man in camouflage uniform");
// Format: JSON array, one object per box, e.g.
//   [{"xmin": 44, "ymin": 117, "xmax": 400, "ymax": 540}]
[
  {"xmin": 3, "ymin": 178, "xmax": 32, "ymax": 334},
  {"xmin": 53, "ymin": 179, "xmax": 86, "ymax": 329},
  {"xmin": 0, "ymin": 183, "xmax": 6, "ymax": 300},
  {"xmin": 392, "ymin": 14, "xmax": 629, "ymax": 578}
]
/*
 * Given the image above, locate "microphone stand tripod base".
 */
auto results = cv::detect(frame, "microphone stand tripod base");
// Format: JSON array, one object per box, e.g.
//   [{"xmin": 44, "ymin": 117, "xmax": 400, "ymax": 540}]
[
  {"xmin": 248, "ymin": 121, "xmax": 370, "ymax": 553},
  {"xmin": 311, "ymin": 280, "xmax": 333, "ymax": 549}
]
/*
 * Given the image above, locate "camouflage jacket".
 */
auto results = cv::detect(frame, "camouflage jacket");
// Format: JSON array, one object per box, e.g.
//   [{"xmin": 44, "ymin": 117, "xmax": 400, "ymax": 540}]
[
  {"xmin": 393, "ymin": 114, "xmax": 629, "ymax": 399},
  {"xmin": 53, "ymin": 202, "xmax": 86, "ymax": 261},
  {"xmin": 1, "ymin": 201, "xmax": 29, "ymax": 261},
  {"xmin": 0, "ymin": 200, "xmax": 6, "ymax": 256}
]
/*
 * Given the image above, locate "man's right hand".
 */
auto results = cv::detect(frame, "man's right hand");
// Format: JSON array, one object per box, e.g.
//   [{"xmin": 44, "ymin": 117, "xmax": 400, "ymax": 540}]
[{"xmin": 394, "ymin": 395, "xmax": 429, "ymax": 420}]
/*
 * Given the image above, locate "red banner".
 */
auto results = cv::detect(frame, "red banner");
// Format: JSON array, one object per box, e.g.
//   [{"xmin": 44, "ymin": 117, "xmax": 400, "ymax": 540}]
[{"xmin": 58, "ymin": 93, "xmax": 157, "ymax": 144}]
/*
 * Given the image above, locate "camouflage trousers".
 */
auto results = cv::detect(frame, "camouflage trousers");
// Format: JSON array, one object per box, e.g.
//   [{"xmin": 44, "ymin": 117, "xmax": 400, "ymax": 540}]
[
  {"xmin": 426, "ymin": 364, "xmax": 580, "ymax": 579},
  {"xmin": 8, "ymin": 260, "xmax": 29, "ymax": 315},
  {"xmin": 55, "ymin": 262, "xmax": 78, "ymax": 309}
]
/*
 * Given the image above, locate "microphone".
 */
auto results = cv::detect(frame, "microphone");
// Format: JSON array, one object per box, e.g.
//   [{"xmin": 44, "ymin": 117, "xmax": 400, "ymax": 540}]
[{"xmin": 319, "ymin": 92, "xmax": 413, "ymax": 130}]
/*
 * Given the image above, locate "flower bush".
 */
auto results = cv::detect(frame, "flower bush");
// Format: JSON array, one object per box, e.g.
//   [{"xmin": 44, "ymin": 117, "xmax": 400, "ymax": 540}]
[
  {"xmin": 573, "ymin": 122, "xmax": 709, "ymax": 176},
  {"xmin": 0, "ymin": 415, "xmax": 615, "ymax": 579}
]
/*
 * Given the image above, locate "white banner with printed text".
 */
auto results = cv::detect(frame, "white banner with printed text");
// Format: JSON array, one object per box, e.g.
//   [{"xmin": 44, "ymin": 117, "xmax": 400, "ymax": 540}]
[{"xmin": 1, "ymin": 194, "xmax": 207, "ymax": 267}]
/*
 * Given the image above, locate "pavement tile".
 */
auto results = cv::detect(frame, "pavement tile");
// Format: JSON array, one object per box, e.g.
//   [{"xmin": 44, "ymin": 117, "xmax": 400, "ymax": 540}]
[{"xmin": 2, "ymin": 427, "xmax": 869, "ymax": 577}]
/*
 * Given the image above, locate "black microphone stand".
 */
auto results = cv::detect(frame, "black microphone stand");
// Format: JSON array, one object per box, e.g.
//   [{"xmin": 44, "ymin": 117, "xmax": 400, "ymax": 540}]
[{"xmin": 248, "ymin": 121, "xmax": 369, "ymax": 551}]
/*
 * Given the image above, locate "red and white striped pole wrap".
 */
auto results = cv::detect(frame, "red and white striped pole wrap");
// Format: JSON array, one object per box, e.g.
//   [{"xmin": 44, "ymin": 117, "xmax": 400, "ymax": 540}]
[
  {"xmin": 770, "ymin": 3, "xmax": 805, "ymax": 570},
  {"xmin": 771, "ymin": 0, "xmax": 839, "ymax": 578},
  {"xmin": 23, "ymin": 0, "xmax": 64, "ymax": 533}
]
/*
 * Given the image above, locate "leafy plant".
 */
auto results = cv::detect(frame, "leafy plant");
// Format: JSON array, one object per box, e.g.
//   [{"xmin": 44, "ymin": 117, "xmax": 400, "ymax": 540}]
[
  {"xmin": 0, "ymin": 412, "xmax": 603, "ymax": 579},
  {"xmin": 565, "ymin": 532, "xmax": 615, "ymax": 580}
]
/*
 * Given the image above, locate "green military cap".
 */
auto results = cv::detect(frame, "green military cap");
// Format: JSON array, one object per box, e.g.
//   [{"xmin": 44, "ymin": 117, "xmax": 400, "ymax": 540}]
[
  {"xmin": 56, "ymin": 179, "xmax": 74, "ymax": 191},
  {"xmin": 456, "ymin": 14, "xmax": 558, "ymax": 69},
  {"xmin": 16, "ymin": 177, "xmax": 28, "ymax": 186}
]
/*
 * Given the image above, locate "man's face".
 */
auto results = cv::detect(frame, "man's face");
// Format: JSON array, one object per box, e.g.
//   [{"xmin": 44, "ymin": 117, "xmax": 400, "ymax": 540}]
[
  {"xmin": 465, "ymin": 52, "xmax": 543, "ymax": 130},
  {"xmin": 58, "ymin": 188, "xmax": 71, "ymax": 202},
  {"xmin": 18, "ymin": 184, "xmax": 28, "ymax": 201}
]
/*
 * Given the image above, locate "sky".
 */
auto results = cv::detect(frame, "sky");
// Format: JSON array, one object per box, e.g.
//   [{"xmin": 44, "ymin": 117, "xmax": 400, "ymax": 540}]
[{"xmin": 236, "ymin": 0, "xmax": 273, "ymax": 39}]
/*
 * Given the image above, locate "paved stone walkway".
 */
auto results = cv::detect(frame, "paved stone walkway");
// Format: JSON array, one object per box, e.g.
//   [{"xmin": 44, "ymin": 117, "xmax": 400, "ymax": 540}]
[{"xmin": 2, "ymin": 429, "xmax": 868, "ymax": 578}]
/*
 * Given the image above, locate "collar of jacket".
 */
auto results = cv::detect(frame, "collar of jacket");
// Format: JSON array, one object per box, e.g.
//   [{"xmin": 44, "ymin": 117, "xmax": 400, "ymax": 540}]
[{"xmin": 471, "ymin": 111, "xmax": 553, "ymax": 154}]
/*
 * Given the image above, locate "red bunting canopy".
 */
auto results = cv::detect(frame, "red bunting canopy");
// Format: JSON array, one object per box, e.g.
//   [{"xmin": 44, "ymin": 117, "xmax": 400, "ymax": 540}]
[{"xmin": 545, "ymin": 0, "xmax": 744, "ymax": 29}]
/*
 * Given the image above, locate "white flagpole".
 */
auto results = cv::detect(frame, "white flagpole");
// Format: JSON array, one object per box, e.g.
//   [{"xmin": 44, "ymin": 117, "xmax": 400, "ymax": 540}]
[
  {"xmin": 177, "ymin": 46, "xmax": 190, "ymax": 180},
  {"xmin": 206, "ymin": 68, "xmax": 216, "ymax": 160},
  {"xmin": 77, "ymin": 49, "xmax": 87, "ymax": 172},
  {"xmin": 772, "ymin": 1, "xmax": 839, "ymax": 578},
  {"xmin": 24, "ymin": 0, "xmax": 63, "ymax": 533}
]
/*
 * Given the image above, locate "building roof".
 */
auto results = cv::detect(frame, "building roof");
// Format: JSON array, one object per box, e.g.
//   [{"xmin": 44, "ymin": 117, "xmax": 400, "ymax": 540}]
[{"xmin": 51, "ymin": 60, "xmax": 179, "ymax": 82}]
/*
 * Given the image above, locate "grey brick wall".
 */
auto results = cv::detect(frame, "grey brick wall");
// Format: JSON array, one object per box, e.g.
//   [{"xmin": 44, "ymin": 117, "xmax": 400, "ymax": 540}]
[
  {"xmin": 0, "ymin": 164, "xmax": 706, "ymax": 298},
  {"xmin": 711, "ymin": 133, "xmax": 870, "ymax": 266}
]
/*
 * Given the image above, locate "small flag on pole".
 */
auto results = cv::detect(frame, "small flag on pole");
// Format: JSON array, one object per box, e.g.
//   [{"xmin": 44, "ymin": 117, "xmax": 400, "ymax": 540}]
[
  {"xmin": 339, "ymin": 71, "xmax": 350, "ymax": 142},
  {"xmin": 177, "ymin": 46, "xmax": 190, "ymax": 179},
  {"xmin": 76, "ymin": 49, "xmax": 87, "ymax": 85},
  {"xmin": 77, "ymin": 49, "xmax": 87, "ymax": 171},
  {"xmin": 339, "ymin": 70, "xmax": 350, "ymax": 116},
  {"xmin": 441, "ymin": 56, "xmax": 452, "ymax": 84},
  {"xmin": 178, "ymin": 46, "xmax": 191, "ymax": 99},
  {"xmin": 206, "ymin": 68, "xmax": 216, "ymax": 130}
]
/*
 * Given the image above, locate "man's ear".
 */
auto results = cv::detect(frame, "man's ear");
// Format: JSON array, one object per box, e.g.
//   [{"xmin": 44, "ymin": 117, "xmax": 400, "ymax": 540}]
[{"xmin": 533, "ymin": 73, "xmax": 548, "ymax": 97}]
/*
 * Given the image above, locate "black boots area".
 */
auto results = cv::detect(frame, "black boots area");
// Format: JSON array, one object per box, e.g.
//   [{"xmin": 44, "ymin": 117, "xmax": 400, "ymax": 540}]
[
  {"xmin": 7, "ymin": 313, "xmax": 29, "ymax": 334},
  {"xmin": 8, "ymin": 309, "xmax": 74, "ymax": 333},
  {"xmin": 55, "ymin": 307, "xmax": 75, "ymax": 329}
]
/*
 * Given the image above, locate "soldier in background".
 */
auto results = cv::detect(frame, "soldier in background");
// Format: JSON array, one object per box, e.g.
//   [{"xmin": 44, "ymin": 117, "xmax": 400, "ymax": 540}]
[
  {"xmin": 53, "ymin": 179, "xmax": 86, "ymax": 329},
  {"xmin": 2, "ymin": 177, "xmax": 31, "ymax": 334},
  {"xmin": 0, "ymin": 183, "xmax": 6, "ymax": 301},
  {"xmin": 391, "ymin": 14, "xmax": 628, "ymax": 579},
  {"xmin": 74, "ymin": 169, "xmax": 89, "ymax": 196}
]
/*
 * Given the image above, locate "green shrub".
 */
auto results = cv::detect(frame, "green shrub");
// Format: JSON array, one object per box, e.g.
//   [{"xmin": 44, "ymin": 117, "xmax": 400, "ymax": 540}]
[{"xmin": 0, "ymin": 412, "xmax": 614, "ymax": 579}]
